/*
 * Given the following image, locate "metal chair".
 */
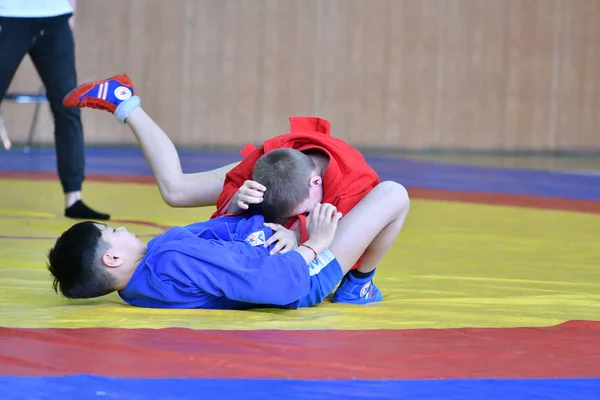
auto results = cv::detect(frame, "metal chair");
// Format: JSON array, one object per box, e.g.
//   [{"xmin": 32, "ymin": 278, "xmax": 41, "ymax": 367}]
[{"xmin": 0, "ymin": 86, "xmax": 48, "ymax": 150}]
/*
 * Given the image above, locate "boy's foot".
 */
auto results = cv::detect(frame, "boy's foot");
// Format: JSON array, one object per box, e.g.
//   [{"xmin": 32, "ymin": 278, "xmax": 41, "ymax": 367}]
[
  {"xmin": 331, "ymin": 269, "xmax": 382, "ymax": 305},
  {"xmin": 63, "ymin": 74, "xmax": 135, "ymax": 114}
]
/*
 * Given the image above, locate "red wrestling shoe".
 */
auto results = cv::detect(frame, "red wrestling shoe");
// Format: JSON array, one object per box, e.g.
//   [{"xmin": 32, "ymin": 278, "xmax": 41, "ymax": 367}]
[{"xmin": 63, "ymin": 74, "xmax": 135, "ymax": 114}]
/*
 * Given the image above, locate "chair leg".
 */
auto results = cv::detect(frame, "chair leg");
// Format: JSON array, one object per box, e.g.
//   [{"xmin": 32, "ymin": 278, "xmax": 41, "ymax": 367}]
[
  {"xmin": 0, "ymin": 115, "xmax": 12, "ymax": 150},
  {"xmin": 25, "ymin": 101, "xmax": 43, "ymax": 148}
]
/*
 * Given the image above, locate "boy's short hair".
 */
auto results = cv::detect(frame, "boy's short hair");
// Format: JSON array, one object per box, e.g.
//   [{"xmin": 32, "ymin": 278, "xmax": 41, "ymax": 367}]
[
  {"xmin": 47, "ymin": 221, "xmax": 116, "ymax": 299},
  {"xmin": 252, "ymin": 148, "xmax": 316, "ymax": 224}
]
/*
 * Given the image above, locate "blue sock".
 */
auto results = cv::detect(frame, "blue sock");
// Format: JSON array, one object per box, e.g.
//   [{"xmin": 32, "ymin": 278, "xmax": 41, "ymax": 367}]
[{"xmin": 351, "ymin": 269, "xmax": 375, "ymax": 279}]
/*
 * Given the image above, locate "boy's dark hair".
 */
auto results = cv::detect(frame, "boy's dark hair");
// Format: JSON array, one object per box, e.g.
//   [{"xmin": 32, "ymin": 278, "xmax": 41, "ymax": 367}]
[
  {"xmin": 47, "ymin": 221, "xmax": 116, "ymax": 299},
  {"xmin": 252, "ymin": 148, "xmax": 317, "ymax": 224}
]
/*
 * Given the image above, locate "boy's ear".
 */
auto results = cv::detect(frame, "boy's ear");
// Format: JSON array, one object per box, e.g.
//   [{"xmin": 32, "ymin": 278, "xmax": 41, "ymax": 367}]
[
  {"xmin": 102, "ymin": 250, "xmax": 124, "ymax": 268},
  {"xmin": 309, "ymin": 176, "xmax": 323, "ymax": 187}
]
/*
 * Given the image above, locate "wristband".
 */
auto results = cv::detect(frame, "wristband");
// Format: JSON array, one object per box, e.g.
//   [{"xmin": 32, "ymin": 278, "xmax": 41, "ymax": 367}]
[{"xmin": 299, "ymin": 244, "xmax": 318, "ymax": 260}]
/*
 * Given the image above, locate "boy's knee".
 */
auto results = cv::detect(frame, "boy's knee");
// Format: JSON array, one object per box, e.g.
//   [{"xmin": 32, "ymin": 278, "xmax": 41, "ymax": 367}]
[{"xmin": 376, "ymin": 181, "xmax": 410, "ymax": 208}]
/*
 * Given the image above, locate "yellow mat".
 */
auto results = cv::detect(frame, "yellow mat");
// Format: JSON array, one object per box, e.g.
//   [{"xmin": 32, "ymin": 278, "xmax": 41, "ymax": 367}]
[{"xmin": 1, "ymin": 179, "xmax": 599, "ymax": 330}]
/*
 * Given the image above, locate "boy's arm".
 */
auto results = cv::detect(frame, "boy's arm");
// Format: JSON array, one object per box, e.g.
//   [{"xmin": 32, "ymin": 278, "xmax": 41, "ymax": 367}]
[
  {"xmin": 293, "ymin": 189, "xmax": 376, "ymax": 272},
  {"xmin": 169, "ymin": 237, "xmax": 317, "ymax": 305},
  {"xmin": 126, "ymin": 107, "xmax": 239, "ymax": 207},
  {"xmin": 212, "ymin": 149, "xmax": 265, "ymax": 217}
]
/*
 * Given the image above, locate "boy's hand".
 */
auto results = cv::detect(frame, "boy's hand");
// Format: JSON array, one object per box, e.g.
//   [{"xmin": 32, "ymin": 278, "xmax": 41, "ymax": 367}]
[
  {"xmin": 229, "ymin": 180, "xmax": 266, "ymax": 213},
  {"xmin": 263, "ymin": 223, "xmax": 301, "ymax": 254},
  {"xmin": 304, "ymin": 203, "xmax": 343, "ymax": 254}
]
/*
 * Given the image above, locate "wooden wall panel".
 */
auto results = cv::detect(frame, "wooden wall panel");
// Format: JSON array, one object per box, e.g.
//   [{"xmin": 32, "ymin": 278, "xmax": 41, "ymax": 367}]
[{"xmin": 2, "ymin": 0, "xmax": 600, "ymax": 151}]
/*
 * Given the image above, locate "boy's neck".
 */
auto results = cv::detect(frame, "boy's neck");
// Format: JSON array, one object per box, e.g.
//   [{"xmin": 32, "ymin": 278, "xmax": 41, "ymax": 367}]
[
  {"xmin": 114, "ymin": 252, "xmax": 146, "ymax": 291},
  {"xmin": 307, "ymin": 152, "xmax": 330, "ymax": 175}
]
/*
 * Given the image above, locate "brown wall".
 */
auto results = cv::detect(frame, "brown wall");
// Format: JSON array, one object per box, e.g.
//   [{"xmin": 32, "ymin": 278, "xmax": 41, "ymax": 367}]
[{"xmin": 3, "ymin": 0, "xmax": 600, "ymax": 151}]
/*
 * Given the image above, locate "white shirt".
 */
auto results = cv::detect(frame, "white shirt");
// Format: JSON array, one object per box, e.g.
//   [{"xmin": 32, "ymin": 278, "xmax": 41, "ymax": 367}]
[{"xmin": 0, "ymin": 0, "xmax": 73, "ymax": 18}]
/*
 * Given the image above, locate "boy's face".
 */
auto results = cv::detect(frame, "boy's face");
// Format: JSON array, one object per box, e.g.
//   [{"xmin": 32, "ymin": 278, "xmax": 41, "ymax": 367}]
[
  {"xmin": 289, "ymin": 170, "xmax": 324, "ymax": 217},
  {"xmin": 94, "ymin": 224, "xmax": 147, "ymax": 265}
]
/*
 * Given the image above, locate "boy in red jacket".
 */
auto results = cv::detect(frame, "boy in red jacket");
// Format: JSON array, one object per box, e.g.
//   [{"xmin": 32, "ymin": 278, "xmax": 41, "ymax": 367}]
[
  {"xmin": 212, "ymin": 117, "xmax": 380, "ymax": 272},
  {"xmin": 214, "ymin": 116, "xmax": 379, "ymax": 222}
]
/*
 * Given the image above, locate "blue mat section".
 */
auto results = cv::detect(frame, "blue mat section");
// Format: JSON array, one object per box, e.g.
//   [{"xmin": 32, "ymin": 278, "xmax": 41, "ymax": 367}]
[
  {"xmin": 1, "ymin": 376, "xmax": 599, "ymax": 400},
  {"xmin": 1, "ymin": 148, "xmax": 600, "ymax": 201}
]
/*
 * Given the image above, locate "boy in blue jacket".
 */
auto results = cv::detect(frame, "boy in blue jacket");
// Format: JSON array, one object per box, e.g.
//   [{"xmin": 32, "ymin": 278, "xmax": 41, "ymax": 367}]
[{"xmin": 47, "ymin": 181, "xmax": 409, "ymax": 309}]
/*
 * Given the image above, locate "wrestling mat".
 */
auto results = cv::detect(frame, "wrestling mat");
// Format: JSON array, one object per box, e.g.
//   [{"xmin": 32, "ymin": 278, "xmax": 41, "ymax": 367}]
[{"xmin": 1, "ymin": 149, "xmax": 599, "ymax": 399}]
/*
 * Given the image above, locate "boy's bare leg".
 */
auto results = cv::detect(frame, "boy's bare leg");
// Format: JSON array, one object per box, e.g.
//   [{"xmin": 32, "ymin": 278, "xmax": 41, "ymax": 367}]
[
  {"xmin": 330, "ymin": 181, "xmax": 409, "ymax": 273},
  {"xmin": 326, "ymin": 181, "xmax": 410, "ymax": 303},
  {"xmin": 354, "ymin": 206, "xmax": 408, "ymax": 274},
  {"xmin": 62, "ymin": 75, "xmax": 239, "ymax": 208},
  {"xmin": 124, "ymin": 107, "xmax": 238, "ymax": 207}
]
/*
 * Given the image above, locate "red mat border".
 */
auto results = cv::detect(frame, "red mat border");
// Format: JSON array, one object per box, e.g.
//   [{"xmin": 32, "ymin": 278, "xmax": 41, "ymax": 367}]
[
  {"xmin": 2, "ymin": 171, "xmax": 600, "ymax": 214},
  {"xmin": 1, "ymin": 321, "xmax": 598, "ymax": 379}
]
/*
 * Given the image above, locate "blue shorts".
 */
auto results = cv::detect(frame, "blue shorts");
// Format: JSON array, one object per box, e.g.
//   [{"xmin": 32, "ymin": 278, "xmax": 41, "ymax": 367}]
[{"xmin": 296, "ymin": 249, "xmax": 344, "ymax": 308}]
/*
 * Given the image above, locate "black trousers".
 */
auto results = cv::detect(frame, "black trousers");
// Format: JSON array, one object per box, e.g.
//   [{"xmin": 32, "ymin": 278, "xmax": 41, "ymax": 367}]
[{"xmin": 0, "ymin": 13, "xmax": 84, "ymax": 193}]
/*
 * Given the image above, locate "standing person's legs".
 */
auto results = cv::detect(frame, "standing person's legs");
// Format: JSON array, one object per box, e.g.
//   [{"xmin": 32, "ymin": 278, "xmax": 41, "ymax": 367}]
[
  {"xmin": 0, "ymin": 17, "xmax": 36, "ymax": 151},
  {"xmin": 0, "ymin": 17, "xmax": 36, "ymax": 104},
  {"xmin": 29, "ymin": 14, "xmax": 109, "ymax": 220}
]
